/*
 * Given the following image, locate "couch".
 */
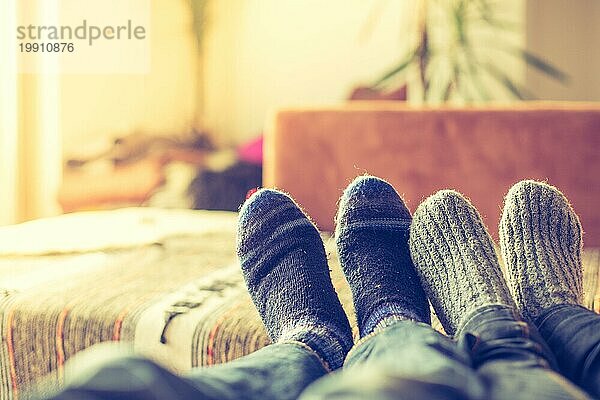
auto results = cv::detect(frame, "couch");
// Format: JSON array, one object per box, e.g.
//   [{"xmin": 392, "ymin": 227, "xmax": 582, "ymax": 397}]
[{"xmin": 264, "ymin": 102, "xmax": 600, "ymax": 245}]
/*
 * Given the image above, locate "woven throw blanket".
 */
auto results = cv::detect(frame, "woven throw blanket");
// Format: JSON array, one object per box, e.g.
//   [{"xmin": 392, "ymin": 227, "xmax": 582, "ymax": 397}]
[{"xmin": 0, "ymin": 208, "xmax": 598, "ymax": 399}]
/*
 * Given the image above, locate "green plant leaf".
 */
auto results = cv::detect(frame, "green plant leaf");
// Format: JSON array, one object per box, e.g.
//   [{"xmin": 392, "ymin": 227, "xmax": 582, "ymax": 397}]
[
  {"xmin": 482, "ymin": 62, "xmax": 532, "ymax": 100},
  {"xmin": 462, "ymin": 49, "xmax": 490, "ymax": 101},
  {"xmin": 479, "ymin": 16, "xmax": 521, "ymax": 32},
  {"xmin": 442, "ymin": 80, "xmax": 454, "ymax": 101},
  {"xmin": 453, "ymin": 1, "xmax": 468, "ymax": 45},
  {"xmin": 455, "ymin": 64, "xmax": 476, "ymax": 102},
  {"xmin": 519, "ymin": 49, "xmax": 569, "ymax": 83},
  {"xmin": 372, "ymin": 49, "xmax": 417, "ymax": 88},
  {"xmin": 189, "ymin": 0, "xmax": 208, "ymax": 51},
  {"xmin": 491, "ymin": 45, "xmax": 569, "ymax": 83}
]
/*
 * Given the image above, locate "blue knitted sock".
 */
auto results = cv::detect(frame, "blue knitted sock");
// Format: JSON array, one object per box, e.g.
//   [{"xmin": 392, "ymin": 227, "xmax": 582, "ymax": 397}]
[
  {"xmin": 237, "ymin": 189, "xmax": 354, "ymax": 370},
  {"xmin": 336, "ymin": 176, "xmax": 431, "ymax": 337}
]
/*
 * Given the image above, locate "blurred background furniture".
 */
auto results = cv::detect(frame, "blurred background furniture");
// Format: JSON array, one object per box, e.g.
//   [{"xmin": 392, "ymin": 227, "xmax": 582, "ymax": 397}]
[{"xmin": 264, "ymin": 101, "xmax": 600, "ymax": 246}]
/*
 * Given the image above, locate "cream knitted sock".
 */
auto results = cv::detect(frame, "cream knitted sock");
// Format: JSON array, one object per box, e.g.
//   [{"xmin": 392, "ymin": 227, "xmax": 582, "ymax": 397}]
[
  {"xmin": 499, "ymin": 180, "xmax": 584, "ymax": 322},
  {"xmin": 409, "ymin": 190, "xmax": 515, "ymax": 335}
]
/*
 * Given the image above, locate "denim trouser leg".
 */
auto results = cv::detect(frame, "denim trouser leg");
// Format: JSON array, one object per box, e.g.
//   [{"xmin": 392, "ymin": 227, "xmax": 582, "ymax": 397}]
[
  {"xmin": 187, "ymin": 341, "xmax": 328, "ymax": 400},
  {"xmin": 300, "ymin": 320, "xmax": 486, "ymax": 400},
  {"xmin": 536, "ymin": 304, "xmax": 600, "ymax": 398},
  {"xmin": 458, "ymin": 304, "xmax": 591, "ymax": 400},
  {"xmin": 42, "ymin": 342, "xmax": 328, "ymax": 400},
  {"xmin": 40, "ymin": 305, "xmax": 599, "ymax": 400}
]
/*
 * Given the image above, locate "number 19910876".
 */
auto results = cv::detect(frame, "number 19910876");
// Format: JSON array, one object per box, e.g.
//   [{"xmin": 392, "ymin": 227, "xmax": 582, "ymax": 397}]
[{"xmin": 19, "ymin": 42, "xmax": 74, "ymax": 52}]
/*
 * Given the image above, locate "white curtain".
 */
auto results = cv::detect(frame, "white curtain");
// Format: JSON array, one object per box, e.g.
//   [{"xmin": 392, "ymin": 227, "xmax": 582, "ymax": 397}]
[
  {"xmin": 0, "ymin": 0, "xmax": 62, "ymax": 226},
  {"xmin": 0, "ymin": 0, "xmax": 19, "ymax": 225}
]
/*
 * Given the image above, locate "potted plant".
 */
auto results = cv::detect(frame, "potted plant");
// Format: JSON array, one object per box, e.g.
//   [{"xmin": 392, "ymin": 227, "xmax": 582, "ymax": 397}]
[{"xmin": 369, "ymin": 0, "xmax": 567, "ymax": 102}]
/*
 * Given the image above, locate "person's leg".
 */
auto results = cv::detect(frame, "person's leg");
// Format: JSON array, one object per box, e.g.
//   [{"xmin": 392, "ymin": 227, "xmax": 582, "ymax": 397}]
[
  {"xmin": 536, "ymin": 305, "xmax": 600, "ymax": 397},
  {"xmin": 191, "ymin": 188, "xmax": 354, "ymax": 399},
  {"xmin": 236, "ymin": 189, "xmax": 353, "ymax": 372},
  {"xmin": 42, "ymin": 343, "xmax": 327, "ymax": 400},
  {"xmin": 301, "ymin": 176, "xmax": 485, "ymax": 400},
  {"xmin": 301, "ymin": 320, "xmax": 486, "ymax": 400},
  {"xmin": 500, "ymin": 180, "xmax": 600, "ymax": 397},
  {"xmin": 43, "ymin": 189, "xmax": 353, "ymax": 400},
  {"xmin": 409, "ymin": 190, "xmax": 590, "ymax": 400},
  {"xmin": 334, "ymin": 176, "xmax": 430, "ymax": 335}
]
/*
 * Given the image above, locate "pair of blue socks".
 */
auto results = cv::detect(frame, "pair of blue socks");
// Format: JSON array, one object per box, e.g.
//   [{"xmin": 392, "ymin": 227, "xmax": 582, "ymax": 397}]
[{"xmin": 237, "ymin": 176, "xmax": 430, "ymax": 370}]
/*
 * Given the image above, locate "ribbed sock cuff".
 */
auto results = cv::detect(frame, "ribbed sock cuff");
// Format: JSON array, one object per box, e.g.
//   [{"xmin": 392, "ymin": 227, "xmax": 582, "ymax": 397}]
[
  {"xmin": 279, "ymin": 322, "xmax": 353, "ymax": 370},
  {"xmin": 362, "ymin": 303, "xmax": 423, "ymax": 337}
]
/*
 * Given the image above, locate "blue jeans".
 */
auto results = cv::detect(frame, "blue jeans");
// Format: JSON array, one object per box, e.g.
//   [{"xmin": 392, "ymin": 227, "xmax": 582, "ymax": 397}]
[
  {"xmin": 43, "ymin": 305, "xmax": 594, "ymax": 400},
  {"xmin": 536, "ymin": 304, "xmax": 600, "ymax": 397}
]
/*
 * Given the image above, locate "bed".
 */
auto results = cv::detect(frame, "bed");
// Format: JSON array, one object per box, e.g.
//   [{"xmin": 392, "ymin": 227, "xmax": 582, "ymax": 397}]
[
  {"xmin": 0, "ymin": 207, "xmax": 598, "ymax": 398},
  {"xmin": 0, "ymin": 208, "xmax": 357, "ymax": 398}
]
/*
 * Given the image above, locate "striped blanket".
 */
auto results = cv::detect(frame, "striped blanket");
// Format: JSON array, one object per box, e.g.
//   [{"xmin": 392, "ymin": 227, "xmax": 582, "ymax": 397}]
[{"xmin": 0, "ymin": 208, "xmax": 598, "ymax": 399}]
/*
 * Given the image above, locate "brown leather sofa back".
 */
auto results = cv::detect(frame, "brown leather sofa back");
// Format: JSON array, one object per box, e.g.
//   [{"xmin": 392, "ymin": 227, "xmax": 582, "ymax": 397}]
[{"xmin": 264, "ymin": 102, "xmax": 600, "ymax": 246}]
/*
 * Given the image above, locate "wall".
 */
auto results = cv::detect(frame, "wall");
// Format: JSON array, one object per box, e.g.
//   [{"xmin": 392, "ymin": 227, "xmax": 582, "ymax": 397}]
[
  {"xmin": 526, "ymin": 0, "xmax": 600, "ymax": 101},
  {"xmin": 201, "ymin": 0, "xmax": 526, "ymax": 144},
  {"xmin": 61, "ymin": 0, "xmax": 529, "ymax": 150},
  {"xmin": 60, "ymin": 0, "xmax": 198, "ymax": 158},
  {"xmin": 57, "ymin": 0, "xmax": 600, "ymax": 153},
  {"xmin": 202, "ymin": 0, "xmax": 418, "ymax": 144}
]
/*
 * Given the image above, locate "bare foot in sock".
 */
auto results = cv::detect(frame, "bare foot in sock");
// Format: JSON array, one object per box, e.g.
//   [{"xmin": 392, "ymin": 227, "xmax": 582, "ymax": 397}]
[{"xmin": 499, "ymin": 180, "xmax": 584, "ymax": 322}]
